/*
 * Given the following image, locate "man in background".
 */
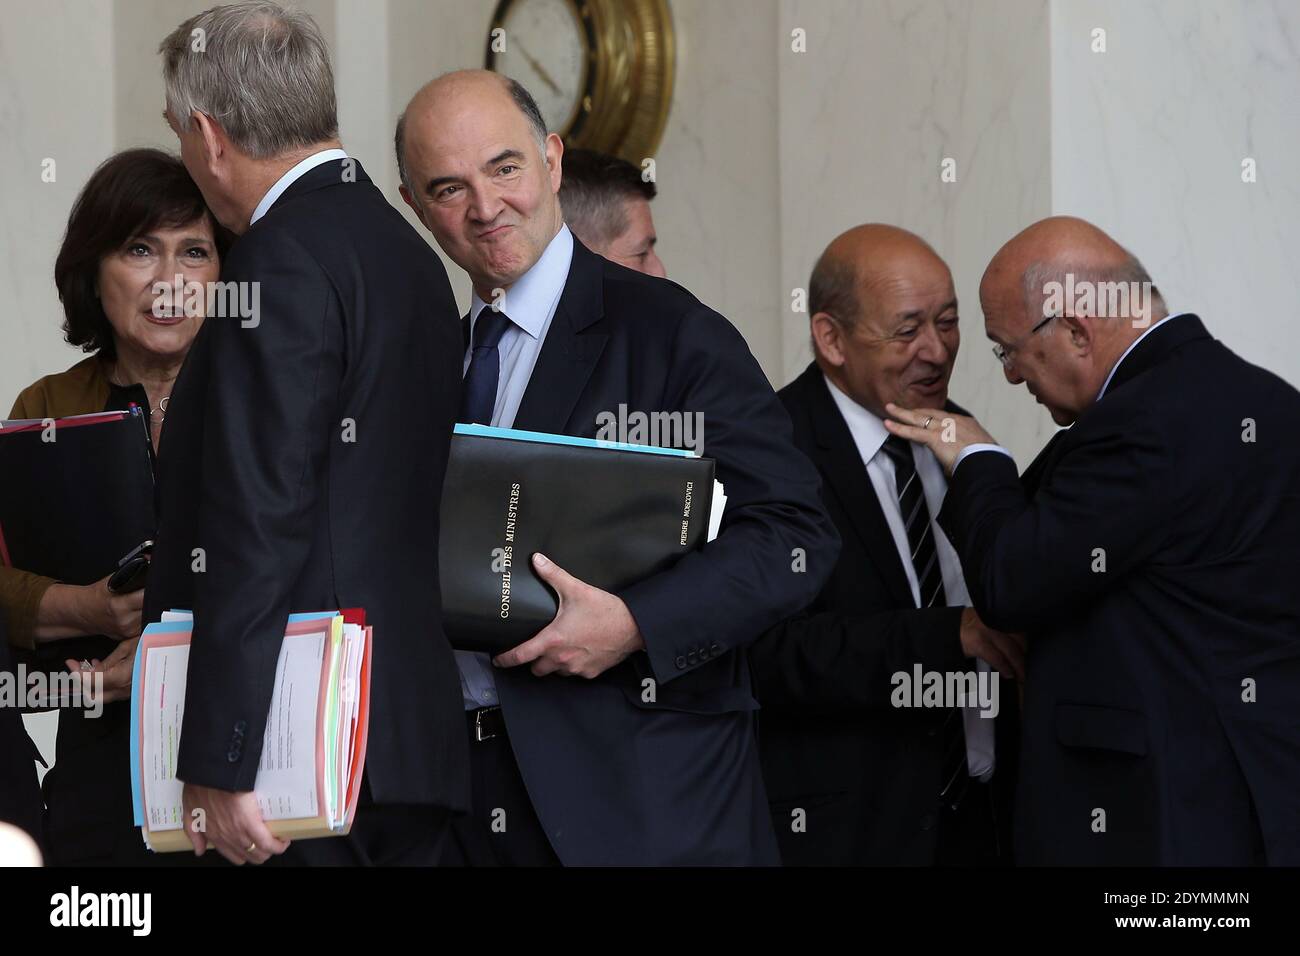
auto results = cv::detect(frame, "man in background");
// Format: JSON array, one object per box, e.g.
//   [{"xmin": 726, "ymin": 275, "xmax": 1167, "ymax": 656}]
[
  {"xmin": 751, "ymin": 224, "xmax": 1022, "ymax": 865},
  {"xmin": 890, "ymin": 216, "xmax": 1300, "ymax": 865},
  {"xmin": 558, "ymin": 148, "xmax": 665, "ymax": 277}
]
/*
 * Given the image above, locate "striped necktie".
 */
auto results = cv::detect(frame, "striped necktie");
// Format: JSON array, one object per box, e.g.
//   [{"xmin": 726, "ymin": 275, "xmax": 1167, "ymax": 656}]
[{"xmin": 881, "ymin": 434, "xmax": 968, "ymax": 807}]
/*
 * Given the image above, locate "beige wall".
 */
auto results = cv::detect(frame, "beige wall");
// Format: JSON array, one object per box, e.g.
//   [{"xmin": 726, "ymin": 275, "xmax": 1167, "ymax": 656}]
[
  {"xmin": 777, "ymin": 0, "xmax": 1055, "ymax": 463},
  {"xmin": 0, "ymin": 0, "xmax": 115, "ymax": 408}
]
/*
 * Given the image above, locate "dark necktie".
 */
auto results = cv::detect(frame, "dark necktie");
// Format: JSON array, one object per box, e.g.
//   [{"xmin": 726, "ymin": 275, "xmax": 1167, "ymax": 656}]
[
  {"xmin": 459, "ymin": 309, "xmax": 514, "ymax": 425},
  {"xmin": 881, "ymin": 435, "xmax": 968, "ymax": 808}
]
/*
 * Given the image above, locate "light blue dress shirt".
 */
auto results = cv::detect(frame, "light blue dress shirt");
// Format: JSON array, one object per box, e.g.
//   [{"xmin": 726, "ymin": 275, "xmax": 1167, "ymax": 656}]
[{"xmin": 456, "ymin": 225, "xmax": 575, "ymax": 709}]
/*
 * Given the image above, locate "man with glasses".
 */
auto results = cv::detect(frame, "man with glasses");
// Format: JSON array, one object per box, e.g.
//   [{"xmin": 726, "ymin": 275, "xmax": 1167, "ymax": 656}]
[
  {"xmin": 888, "ymin": 215, "xmax": 1300, "ymax": 865},
  {"xmin": 751, "ymin": 223, "xmax": 1023, "ymax": 866}
]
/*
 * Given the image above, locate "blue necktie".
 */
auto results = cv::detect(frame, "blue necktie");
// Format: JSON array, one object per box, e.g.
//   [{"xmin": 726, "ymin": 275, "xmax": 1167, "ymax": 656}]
[{"xmin": 460, "ymin": 309, "xmax": 513, "ymax": 425}]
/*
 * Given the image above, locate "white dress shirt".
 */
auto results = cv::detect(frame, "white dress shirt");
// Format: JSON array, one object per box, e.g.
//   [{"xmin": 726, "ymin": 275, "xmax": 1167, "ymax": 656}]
[
  {"xmin": 457, "ymin": 225, "xmax": 576, "ymax": 708},
  {"xmin": 249, "ymin": 148, "xmax": 349, "ymax": 226},
  {"xmin": 824, "ymin": 376, "xmax": 995, "ymax": 779}
]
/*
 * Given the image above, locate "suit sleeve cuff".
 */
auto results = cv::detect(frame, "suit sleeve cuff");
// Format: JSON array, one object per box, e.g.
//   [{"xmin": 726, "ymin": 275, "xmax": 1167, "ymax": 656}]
[{"xmin": 953, "ymin": 443, "xmax": 1014, "ymax": 472}]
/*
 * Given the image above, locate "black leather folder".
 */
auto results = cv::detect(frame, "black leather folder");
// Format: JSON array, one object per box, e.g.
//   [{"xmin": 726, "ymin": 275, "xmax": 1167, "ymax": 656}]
[
  {"xmin": 0, "ymin": 408, "xmax": 154, "ymax": 583},
  {"xmin": 0, "ymin": 408, "xmax": 154, "ymax": 661},
  {"xmin": 439, "ymin": 425, "xmax": 717, "ymax": 653}
]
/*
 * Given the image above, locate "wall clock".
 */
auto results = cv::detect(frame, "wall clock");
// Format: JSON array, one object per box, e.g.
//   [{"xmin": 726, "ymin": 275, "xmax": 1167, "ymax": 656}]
[{"xmin": 486, "ymin": 0, "xmax": 675, "ymax": 164}]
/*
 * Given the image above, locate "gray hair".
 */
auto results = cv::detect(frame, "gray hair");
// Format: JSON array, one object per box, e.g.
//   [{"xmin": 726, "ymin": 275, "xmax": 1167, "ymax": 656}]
[
  {"xmin": 807, "ymin": 251, "xmax": 863, "ymax": 361},
  {"xmin": 395, "ymin": 74, "xmax": 548, "ymax": 193},
  {"xmin": 159, "ymin": 2, "xmax": 338, "ymax": 159},
  {"xmin": 809, "ymin": 252, "xmax": 861, "ymax": 325}
]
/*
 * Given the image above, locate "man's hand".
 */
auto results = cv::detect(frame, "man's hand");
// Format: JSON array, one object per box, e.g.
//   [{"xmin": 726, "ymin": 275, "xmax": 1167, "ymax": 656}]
[
  {"xmin": 64, "ymin": 636, "xmax": 138, "ymax": 705},
  {"xmin": 181, "ymin": 784, "xmax": 290, "ymax": 865},
  {"xmin": 958, "ymin": 607, "xmax": 1026, "ymax": 682},
  {"xmin": 492, "ymin": 552, "xmax": 645, "ymax": 679},
  {"xmin": 883, "ymin": 402, "xmax": 997, "ymax": 474}
]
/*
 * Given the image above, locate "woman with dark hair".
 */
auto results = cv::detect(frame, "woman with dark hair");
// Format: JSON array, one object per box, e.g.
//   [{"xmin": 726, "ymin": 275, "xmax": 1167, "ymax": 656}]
[{"xmin": 1, "ymin": 147, "xmax": 231, "ymax": 865}]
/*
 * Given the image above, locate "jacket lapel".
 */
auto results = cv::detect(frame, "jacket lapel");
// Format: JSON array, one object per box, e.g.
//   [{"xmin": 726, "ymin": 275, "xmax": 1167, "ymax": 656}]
[
  {"xmin": 512, "ymin": 239, "xmax": 608, "ymax": 434},
  {"xmin": 1019, "ymin": 430, "xmax": 1068, "ymax": 497},
  {"xmin": 802, "ymin": 367, "xmax": 915, "ymax": 607},
  {"xmin": 1021, "ymin": 315, "xmax": 1211, "ymax": 496}
]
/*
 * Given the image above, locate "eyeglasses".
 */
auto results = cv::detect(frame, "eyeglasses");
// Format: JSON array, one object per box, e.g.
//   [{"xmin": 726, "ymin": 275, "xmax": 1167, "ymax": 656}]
[{"xmin": 991, "ymin": 313, "xmax": 1056, "ymax": 368}]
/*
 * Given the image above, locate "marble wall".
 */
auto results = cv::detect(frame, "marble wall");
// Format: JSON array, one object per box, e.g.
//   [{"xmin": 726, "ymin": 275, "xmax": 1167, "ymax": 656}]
[
  {"xmin": 0, "ymin": 0, "xmax": 114, "ymax": 411},
  {"xmin": 777, "ymin": 0, "xmax": 1056, "ymax": 463},
  {"xmin": 1051, "ymin": 0, "xmax": 1300, "ymax": 395}
]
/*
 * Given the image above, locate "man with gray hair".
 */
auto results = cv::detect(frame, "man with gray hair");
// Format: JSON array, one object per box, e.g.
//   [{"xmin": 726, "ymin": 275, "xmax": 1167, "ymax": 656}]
[
  {"xmin": 558, "ymin": 149, "xmax": 665, "ymax": 278},
  {"xmin": 890, "ymin": 215, "xmax": 1300, "ymax": 865},
  {"xmin": 145, "ymin": 2, "xmax": 469, "ymax": 865}
]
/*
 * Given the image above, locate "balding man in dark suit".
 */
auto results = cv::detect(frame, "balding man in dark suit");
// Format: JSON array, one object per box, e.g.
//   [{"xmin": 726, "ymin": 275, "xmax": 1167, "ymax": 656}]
[{"xmin": 890, "ymin": 216, "xmax": 1300, "ymax": 865}]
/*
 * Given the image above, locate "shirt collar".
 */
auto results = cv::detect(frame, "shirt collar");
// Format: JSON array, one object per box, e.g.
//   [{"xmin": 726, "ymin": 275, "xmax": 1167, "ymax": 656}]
[
  {"xmin": 823, "ymin": 373, "xmax": 891, "ymax": 463},
  {"xmin": 469, "ymin": 225, "xmax": 574, "ymax": 340},
  {"xmin": 1097, "ymin": 311, "xmax": 1192, "ymax": 400},
  {"xmin": 250, "ymin": 148, "xmax": 349, "ymax": 226}
]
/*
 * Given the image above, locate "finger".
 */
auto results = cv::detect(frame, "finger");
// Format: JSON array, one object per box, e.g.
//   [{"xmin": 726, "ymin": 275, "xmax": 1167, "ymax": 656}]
[
  {"xmin": 493, "ymin": 630, "xmax": 551, "ymax": 668},
  {"xmin": 993, "ymin": 633, "xmax": 1027, "ymax": 682},
  {"xmin": 529, "ymin": 652, "xmax": 565, "ymax": 678},
  {"xmin": 883, "ymin": 418, "xmax": 939, "ymax": 448},
  {"xmin": 884, "ymin": 402, "xmax": 946, "ymax": 426},
  {"xmin": 531, "ymin": 552, "xmax": 582, "ymax": 600},
  {"xmin": 184, "ymin": 820, "xmax": 206, "ymax": 856},
  {"xmin": 246, "ymin": 846, "xmax": 273, "ymax": 865},
  {"xmin": 975, "ymin": 641, "xmax": 1015, "ymax": 681},
  {"xmin": 123, "ymin": 589, "xmax": 145, "ymax": 609},
  {"xmin": 987, "ymin": 633, "xmax": 1024, "ymax": 682},
  {"xmin": 247, "ymin": 817, "xmax": 290, "ymax": 856},
  {"xmin": 215, "ymin": 843, "xmax": 246, "ymax": 866}
]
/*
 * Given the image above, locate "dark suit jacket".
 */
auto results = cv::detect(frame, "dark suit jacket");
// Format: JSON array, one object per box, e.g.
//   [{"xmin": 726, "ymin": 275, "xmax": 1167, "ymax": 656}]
[
  {"xmin": 145, "ymin": 159, "xmax": 470, "ymax": 813},
  {"xmin": 750, "ymin": 363, "xmax": 1016, "ymax": 864},
  {"xmin": 940, "ymin": 314, "xmax": 1300, "ymax": 865},
  {"xmin": 485, "ymin": 237, "xmax": 839, "ymax": 865}
]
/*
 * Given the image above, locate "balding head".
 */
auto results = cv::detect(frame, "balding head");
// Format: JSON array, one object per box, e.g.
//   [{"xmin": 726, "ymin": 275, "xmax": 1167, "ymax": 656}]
[
  {"xmin": 396, "ymin": 70, "xmax": 564, "ymax": 296},
  {"xmin": 810, "ymin": 224, "xmax": 959, "ymax": 417},
  {"xmin": 980, "ymin": 216, "xmax": 1166, "ymax": 425}
]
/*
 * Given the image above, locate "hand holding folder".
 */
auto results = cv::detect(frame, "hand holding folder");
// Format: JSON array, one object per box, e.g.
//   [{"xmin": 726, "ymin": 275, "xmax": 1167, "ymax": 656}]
[
  {"xmin": 440, "ymin": 424, "xmax": 726, "ymax": 655},
  {"xmin": 130, "ymin": 609, "xmax": 372, "ymax": 855}
]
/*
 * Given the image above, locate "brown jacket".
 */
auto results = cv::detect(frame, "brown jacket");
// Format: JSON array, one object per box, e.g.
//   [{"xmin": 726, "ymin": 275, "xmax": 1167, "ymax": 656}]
[{"xmin": 2, "ymin": 355, "xmax": 112, "ymax": 648}]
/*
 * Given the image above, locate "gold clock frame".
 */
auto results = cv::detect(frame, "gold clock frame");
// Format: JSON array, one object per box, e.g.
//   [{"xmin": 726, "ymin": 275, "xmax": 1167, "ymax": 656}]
[{"xmin": 486, "ymin": 0, "xmax": 675, "ymax": 165}]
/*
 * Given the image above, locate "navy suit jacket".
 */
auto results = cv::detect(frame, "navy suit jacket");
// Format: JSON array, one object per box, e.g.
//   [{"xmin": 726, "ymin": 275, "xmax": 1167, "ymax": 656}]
[
  {"xmin": 490, "ymin": 238, "xmax": 840, "ymax": 865},
  {"xmin": 145, "ymin": 160, "xmax": 470, "ymax": 813},
  {"xmin": 940, "ymin": 314, "xmax": 1300, "ymax": 865}
]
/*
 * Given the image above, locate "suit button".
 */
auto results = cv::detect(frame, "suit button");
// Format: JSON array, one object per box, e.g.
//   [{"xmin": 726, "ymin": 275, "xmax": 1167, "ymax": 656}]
[
  {"xmin": 674, "ymin": 655, "xmax": 687, "ymax": 670},
  {"xmin": 234, "ymin": 720, "xmax": 247, "ymax": 734},
  {"xmin": 226, "ymin": 750, "xmax": 240, "ymax": 763},
  {"xmin": 709, "ymin": 642, "xmax": 721, "ymax": 656},
  {"xmin": 920, "ymin": 813, "xmax": 936, "ymax": 831},
  {"xmin": 687, "ymin": 651, "xmax": 698, "ymax": 665}
]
